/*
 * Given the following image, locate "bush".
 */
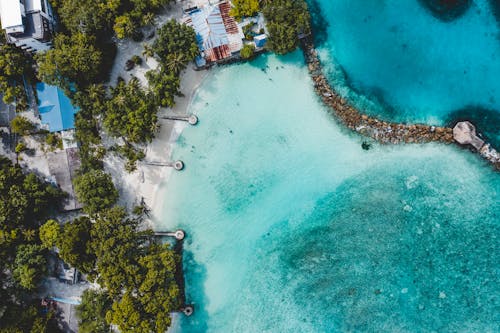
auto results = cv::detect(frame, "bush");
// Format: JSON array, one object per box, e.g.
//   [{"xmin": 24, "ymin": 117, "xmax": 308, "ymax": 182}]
[
  {"xmin": 11, "ymin": 116, "xmax": 35, "ymax": 135},
  {"xmin": 46, "ymin": 133, "xmax": 63, "ymax": 150},
  {"xmin": 131, "ymin": 55, "xmax": 143, "ymax": 65},
  {"xmin": 15, "ymin": 142, "xmax": 27, "ymax": 153},
  {"xmin": 115, "ymin": 144, "xmax": 146, "ymax": 173},
  {"xmin": 240, "ymin": 44, "xmax": 255, "ymax": 59}
]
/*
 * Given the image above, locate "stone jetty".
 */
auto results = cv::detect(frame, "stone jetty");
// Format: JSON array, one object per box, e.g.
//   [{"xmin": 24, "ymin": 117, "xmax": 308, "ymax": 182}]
[
  {"xmin": 301, "ymin": 39, "xmax": 499, "ymax": 170},
  {"xmin": 453, "ymin": 121, "xmax": 500, "ymax": 168}
]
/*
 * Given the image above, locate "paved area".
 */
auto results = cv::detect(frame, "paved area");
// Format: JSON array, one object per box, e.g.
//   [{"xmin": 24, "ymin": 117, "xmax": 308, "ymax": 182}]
[{"xmin": 47, "ymin": 148, "xmax": 82, "ymax": 211}]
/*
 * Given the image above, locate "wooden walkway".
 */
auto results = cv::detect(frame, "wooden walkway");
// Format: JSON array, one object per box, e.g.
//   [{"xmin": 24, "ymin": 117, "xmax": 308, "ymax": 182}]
[{"xmin": 159, "ymin": 114, "xmax": 198, "ymax": 125}]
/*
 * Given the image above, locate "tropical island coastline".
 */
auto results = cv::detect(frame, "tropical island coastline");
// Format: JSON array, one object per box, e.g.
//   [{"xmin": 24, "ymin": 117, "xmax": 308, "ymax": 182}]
[{"xmin": 0, "ymin": 0, "xmax": 498, "ymax": 332}]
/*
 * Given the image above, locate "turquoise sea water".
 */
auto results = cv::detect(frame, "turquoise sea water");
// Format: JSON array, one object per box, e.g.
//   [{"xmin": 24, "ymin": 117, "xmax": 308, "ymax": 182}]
[
  {"xmin": 310, "ymin": 0, "xmax": 500, "ymax": 146},
  {"xmin": 158, "ymin": 53, "xmax": 499, "ymax": 332}
]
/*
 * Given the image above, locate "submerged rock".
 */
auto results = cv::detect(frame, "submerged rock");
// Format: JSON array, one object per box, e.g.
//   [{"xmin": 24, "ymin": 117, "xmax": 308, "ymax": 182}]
[{"xmin": 417, "ymin": 0, "xmax": 472, "ymax": 22}]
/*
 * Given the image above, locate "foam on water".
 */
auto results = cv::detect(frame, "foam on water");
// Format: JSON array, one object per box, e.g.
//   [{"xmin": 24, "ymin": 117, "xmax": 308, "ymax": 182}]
[
  {"xmin": 310, "ymin": 0, "xmax": 500, "ymax": 146},
  {"xmin": 158, "ymin": 53, "xmax": 499, "ymax": 332}
]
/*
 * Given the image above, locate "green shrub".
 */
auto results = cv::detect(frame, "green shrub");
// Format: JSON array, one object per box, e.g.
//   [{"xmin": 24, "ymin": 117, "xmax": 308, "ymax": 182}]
[
  {"xmin": 15, "ymin": 142, "xmax": 27, "ymax": 153},
  {"xmin": 11, "ymin": 116, "xmax": 35, "ymax": 135},
  {"xmin": 46, "ymin": 133, "xmax": 63, "ymax": 150},
  {"xmin": 131, "ymin": 55, "xmax": 143, "ymax": 65},
  {"xmin": 240, "ymin": 44, "xmax": 255, "ymax": 59}
]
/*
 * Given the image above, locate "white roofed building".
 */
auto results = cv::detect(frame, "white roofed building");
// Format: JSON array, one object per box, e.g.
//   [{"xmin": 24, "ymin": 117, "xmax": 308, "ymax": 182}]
[{"xmin": 0, "ymin": 0, "xmax": 55, "ymax": 52}]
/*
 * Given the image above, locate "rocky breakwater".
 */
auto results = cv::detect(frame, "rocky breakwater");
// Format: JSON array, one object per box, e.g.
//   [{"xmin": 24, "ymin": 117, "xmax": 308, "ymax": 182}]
[
  {"xmin": 302, "ymin": 42, "xmax": 453, "ymax": 145},
  {"xmin": 301, "ymin": 40, "xmax": 500, "ymax": 170}
]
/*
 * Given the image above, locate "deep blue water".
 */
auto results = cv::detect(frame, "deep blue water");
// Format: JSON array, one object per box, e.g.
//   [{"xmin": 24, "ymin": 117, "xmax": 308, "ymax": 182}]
[{"xmin": 310, "ymin": 0, "xmax": 500, "ymax": 146}]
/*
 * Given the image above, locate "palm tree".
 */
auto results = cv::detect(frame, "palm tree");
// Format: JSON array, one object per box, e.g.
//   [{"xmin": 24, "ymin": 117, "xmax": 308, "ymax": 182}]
[
  {"xmin": 142, "ymin": 12, "xmax": 156, "ymax": 27},
  {"xmin": 165, "ymin": 52, "xmax": 188, "ymax": 75},
  {"xmin": 142, "ymin": 44, "xmax": 155, "ymax": 61}
]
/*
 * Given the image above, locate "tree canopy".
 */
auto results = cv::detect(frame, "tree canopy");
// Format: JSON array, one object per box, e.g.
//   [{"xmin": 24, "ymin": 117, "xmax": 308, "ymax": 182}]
[
  {"xmin": 39, "ymin": 219, "xmax": 61, "ymax": 249},
  {"xmin": 89, "ymin": 207, "xmax": 180, "ymax": 333},
  {"xmin": 262, "ymin": 0, "xmax": 311, "ymax": 54},
  {"xmin": 12, "ymin": 244, "xmax": 47, "ymax": 290},
  {"xmin": 230, "ymin": 0, "xmax": 260, "ymax": 20},
  {"xmin": 0, "ymin": 158, "xmax": 63, "ymax": 331},
  {"xmin": 104, "ymin": 78, "xmax": 159, "ymax": 143},
  {"xmin": 76, "ymin": 289, "xmax": 113, "ymax": 333},
  {"xmin": 145, "ymin": 68, "xmax": 181, "ymax": 107},
  {"xmin": 36, "ymin": 33, "xmax": 103, "ymax": 90},
  {"xmin": 152, "ymin": 20, "xmax": 199, "ymax": 63},
  {"xmin": 57, "ymin": 217, "xmax": 96, "ymax": 274},
  {"xmin": 0, "ymin": 158, "xmax": 62, "ymax": 255},
  {"xmin": 51, "ymin": 0, "xmax": 174, "ymax": 39},
  {"xmin": 10, "ymin": 116, "xmax": 36, "ymax": 135},
  {"xmin": 0, "ymin": 44, "xmax": 31, "ymax": 111},
  {"xmin": 73, "ymin": 170, "xmax": 118, "ymax": 214}
]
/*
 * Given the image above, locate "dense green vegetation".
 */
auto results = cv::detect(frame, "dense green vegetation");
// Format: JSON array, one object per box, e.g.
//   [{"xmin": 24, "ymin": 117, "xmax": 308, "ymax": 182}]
[
  {"xmin": 76, "ymin": 289, "xmax": 113, "ymax": 333},
  {"xmin": 50, "ymin": 0, "xmax": 174, "ymax": 39},
  {"xmin": 151, "ymin": 20, "xmax": 199, "ymax": 64},
  {"xmin": 10, "ymin": 116, "xmax": 36, "ymax": 135},
  {"xmin": 104, "ymin": 78, "xmax": 159, "ymax": 143},
  {"xmin": 0, "ymin": 44, "xmax": 31, "ymax": 111},
  {"xmin": 79, "ymin": 207, "xmax": 181, "ymax": 332},
  {"xmin": 0, "ymin": 157, "xmax": 63, "ymax": 332},
  {"xmin": 36, "ymin": 33, "xmax": 103, "ymax": 91},
  {"xmin": 0, "ymin": 152, "xmax": 182, "ymax": 331},
  {"xmin": 73, "ymin": 169, "xmax": 119, "ymax": 215},
  {"xmin": 262, "ymin": 0, "xmax": 311, "ymax": 54},
  {"xmin": 145, "ymin": 68, "xmax": 181, "ymax": 107},
  {"xmin": 56, "ymin": 217, "xmax": 96, "ymax": 274},
  {"xmin": 230, "ymin": 0, "xmax": 260, "ymax": 20},
  {"xmin": 240, "ymin": 43, "xmax": 256, "ymax": 59}
]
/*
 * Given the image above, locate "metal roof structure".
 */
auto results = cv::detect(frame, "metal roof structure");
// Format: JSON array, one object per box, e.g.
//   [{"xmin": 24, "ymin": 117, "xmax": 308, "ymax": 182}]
[
  {"xmin": 0, "ymin": 0, "xmax": 24, "ymax": 32},
  {"xmin": 36, "ymin": 83, "xmax": 78, "ymax": 132},
  {"xmin": 185, "ymin": 1, "xmax": 243, "ymax": 63},
  {"xmin": 191, "ymin": 5, "xmax": 229, "ymax": 52}
]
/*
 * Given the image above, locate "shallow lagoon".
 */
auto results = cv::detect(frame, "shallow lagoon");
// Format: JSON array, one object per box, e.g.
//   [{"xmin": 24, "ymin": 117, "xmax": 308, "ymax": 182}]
[{"xmin": 158, "ymin": 53, "xmax": 499, "ymax": 332}]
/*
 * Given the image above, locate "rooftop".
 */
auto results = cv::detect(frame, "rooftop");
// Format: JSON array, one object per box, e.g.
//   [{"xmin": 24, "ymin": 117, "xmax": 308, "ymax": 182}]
[
  {"xmin": 36, "ymin": 83, "xmax": 78, "ymax": 132},
  {"xmin": 183, "ymin": 1, "xmax": 243, "ymax": 63},
  {"xmin": 0, "ymin": 0, "xmax": 23, "ymax": 32}
]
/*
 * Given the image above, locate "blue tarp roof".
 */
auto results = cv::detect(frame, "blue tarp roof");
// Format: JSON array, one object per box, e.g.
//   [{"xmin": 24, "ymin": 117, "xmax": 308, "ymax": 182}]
[{"xmin": 36, "ymin": 83, "xmax": 78, "ymax": 132}]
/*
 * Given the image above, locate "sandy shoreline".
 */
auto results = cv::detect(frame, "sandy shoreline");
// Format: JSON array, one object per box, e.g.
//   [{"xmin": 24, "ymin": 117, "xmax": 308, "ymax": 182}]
[
  {"xmin": 104, "ymin": 65, "xmax": 208, "ymax": 228},
  {"xmin": 103, "ymin": 0, "xmax": 210, "ymax": 228}
]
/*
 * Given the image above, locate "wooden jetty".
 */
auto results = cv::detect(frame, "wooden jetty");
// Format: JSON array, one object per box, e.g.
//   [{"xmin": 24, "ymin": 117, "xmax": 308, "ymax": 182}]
[
  {"xmin": 143, "ymin": 160, "xmax": 185, "ymax": 170},
  {"xmin": 154, "ymin": 229, "xmax": 186, "ymax": 240},
  {"xmin": 160, "ymin": 114, "xmax": 199, "ymax": 125}
]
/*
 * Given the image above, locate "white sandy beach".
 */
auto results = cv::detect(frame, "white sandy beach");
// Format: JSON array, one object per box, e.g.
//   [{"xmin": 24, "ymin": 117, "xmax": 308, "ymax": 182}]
[
  {"xmin": 104, "ymin": 66, "xmax": 208, "ymax": 227},
  {"xmin": 104, "ymin": 0, "xmax": 210, "ymax": 228}
]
